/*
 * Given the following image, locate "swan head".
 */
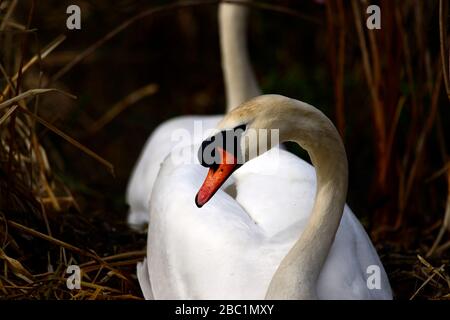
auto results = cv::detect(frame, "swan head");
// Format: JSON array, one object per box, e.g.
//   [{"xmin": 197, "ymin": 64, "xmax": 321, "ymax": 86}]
[{"xmin": 195, "ymin": 94, "xmax": 343, "ymax": 208}]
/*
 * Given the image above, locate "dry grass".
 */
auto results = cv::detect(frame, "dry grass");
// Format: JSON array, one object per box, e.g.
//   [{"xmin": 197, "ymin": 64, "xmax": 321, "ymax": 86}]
[
  {"xmin": 0, "ymin": 0, "xmax": 449, "ymax": 300},
  {"xmin": 0, "ymin": 0, "xmax": 145, "ymax": 299}
]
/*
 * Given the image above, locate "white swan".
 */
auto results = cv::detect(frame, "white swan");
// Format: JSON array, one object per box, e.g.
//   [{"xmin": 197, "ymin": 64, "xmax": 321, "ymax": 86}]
[
  {"xmin": 138, "ymin": 94, "xmax": 393, "ymax": 299},
  {"xmin": 126, "ymin": 2, "xmax": 259, "ymax": 229}
]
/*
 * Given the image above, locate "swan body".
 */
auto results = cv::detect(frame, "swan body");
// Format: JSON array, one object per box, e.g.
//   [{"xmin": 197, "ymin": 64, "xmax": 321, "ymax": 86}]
[
  {"xmin": 126, "ymin": 3, "xmax": 259, "ymax": 228},
  {"xmin": 138, "ymin": 95, "xmax": 393, "ymax": 299}
]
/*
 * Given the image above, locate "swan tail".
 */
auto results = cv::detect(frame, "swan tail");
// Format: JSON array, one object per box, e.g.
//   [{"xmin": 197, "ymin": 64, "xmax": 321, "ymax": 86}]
[
  {"xmin": 127, "ymin": 209, "xmax": 149, "ymax": 232},
  {"xmin": 137, "ymin": 258, "xmax": 154, "ymax": 299}
]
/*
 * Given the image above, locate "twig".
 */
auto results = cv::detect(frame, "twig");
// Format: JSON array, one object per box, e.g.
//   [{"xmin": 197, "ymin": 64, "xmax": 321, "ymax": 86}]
[
  {"xmin": 88, "ymin": 83, "xmax": 158, "ymax": 134},
  {"xmin": 0, "ymin": 88, "xmax": 75, "ymax": 110},
  {"xmin": 410, "ymin": 255, "xmax": 446, "ymax": 299},
  {"xmin": 404, "ymin": 69, "xmax": 443, "ymax": 207},
  {"xmin": 0, "ymin": 104, "xmax": 18, "ymax": 126},
  {"xmin": 0, "ymin": 0, "xmax": 17, "ymax": 30},
  {"xmin": 79, "ymin": 250, "xmax": 146, "ymax": 268},
  {"xmin": 439, "ymin": 0, "xmax": 450, "ymax": 100},
  {"xmin": 0, "ymin": 218, "xmax": 99, "ymax": 260},
  {"xmin": 18, "ymin": 106, "xmax": 115, "ymax": 174},
  {"xmin": 351, "ymin": 0, "xmax": 386, "ymax": 187},
  {"xmin": 427, "ymin": 165, "xmax": 450, "ymax": 257},
  {"xmin": 0, "ymin": 35, "xmax": 66, "ymax": 102}
]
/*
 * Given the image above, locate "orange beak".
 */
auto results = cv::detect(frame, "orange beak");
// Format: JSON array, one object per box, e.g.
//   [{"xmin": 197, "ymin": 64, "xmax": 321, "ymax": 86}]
[{"xmin": 195, "ymin": 147, "xmax": 239, "ymax": 208}]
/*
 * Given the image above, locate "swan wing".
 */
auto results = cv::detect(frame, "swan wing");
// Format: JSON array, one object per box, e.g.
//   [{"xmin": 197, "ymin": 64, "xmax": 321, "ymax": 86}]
[
  {"xmin": 233, "ymin": 149, "xmax": 393, "ymax": 299},
  {"xmin": 126, "ymin": 115, "xmax": 222, "ymax": 228},
  {"xmin": 136, "ymin": 258, "xmax": 154, "ymax": 299},
  {"xmin": 146, "ymin": 153, "xmax": 270, "ymax": 299},
  {"xmin": 316, "ymin": 207, "xmax": 393, "ymax": 299}
]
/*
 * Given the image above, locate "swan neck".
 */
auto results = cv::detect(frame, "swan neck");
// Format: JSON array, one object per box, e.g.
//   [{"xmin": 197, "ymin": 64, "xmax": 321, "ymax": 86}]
[
  {"xmin": 265, "ymin": 110, "xmax": 348, "ymax": 299},
  {"xmin": 219, "ymin": 2, "xmax": 260, "ymax": 112}
]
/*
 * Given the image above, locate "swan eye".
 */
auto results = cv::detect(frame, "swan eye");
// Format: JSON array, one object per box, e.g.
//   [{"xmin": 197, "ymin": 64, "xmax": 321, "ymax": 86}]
[
  {"xmin": 198, "ymin": 126, "xmax": 246, "ymax": 168},
  {"xmin": 234, "ymin": 124, "xmax": 246, "ymax": 132},
  {"xmin": 199, "ymin": 136, "xmax": 217, "ymax": 168}
]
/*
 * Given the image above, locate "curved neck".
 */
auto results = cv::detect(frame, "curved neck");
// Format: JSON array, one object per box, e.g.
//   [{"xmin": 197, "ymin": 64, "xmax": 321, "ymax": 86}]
[
  {"xmin": 219, "ymin": 2, "xmax": 260, "ymax": 112},
  {"xmin": 265, "ymin": 108, "xmax": 348, "ymax": 299}
]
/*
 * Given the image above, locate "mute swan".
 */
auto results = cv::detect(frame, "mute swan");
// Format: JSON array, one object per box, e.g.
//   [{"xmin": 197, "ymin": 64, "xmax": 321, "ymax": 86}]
[
  {"xmin": 126, "ymin": 2, "xmax": 259, "ymax": 229},
  {"xmin": 138, "ymin": 94, "xmax": 392, "ymax": 299}
]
